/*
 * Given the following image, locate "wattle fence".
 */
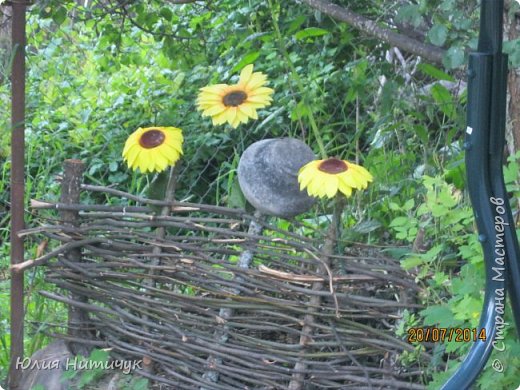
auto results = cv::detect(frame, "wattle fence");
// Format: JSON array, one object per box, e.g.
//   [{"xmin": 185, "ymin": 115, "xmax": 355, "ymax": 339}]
[{"xmin": 18, "ymin": 159, "xmax": 429, "ymax": 389}]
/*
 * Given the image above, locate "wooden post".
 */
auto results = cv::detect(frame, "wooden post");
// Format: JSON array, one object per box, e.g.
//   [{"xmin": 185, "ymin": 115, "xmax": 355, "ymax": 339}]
[
  {"xmin": 201, "ymin": 211, "xmax": 264, "ymax": 389},
  {"xmin": 288, "ymin": 197, "xmax": 343, "ymax": 390},
  {"xmin": 60, "ymin": 159, "xmax": 90, "ymax": 356}
]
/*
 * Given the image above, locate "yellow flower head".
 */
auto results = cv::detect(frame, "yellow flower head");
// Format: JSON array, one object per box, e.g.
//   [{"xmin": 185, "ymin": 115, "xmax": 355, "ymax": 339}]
[
  {"xmin": 122, "ymin": 126, "xmax": 183, "ymax": 173},
  {"xmin": 196, "ymin": 64, "xmax": 274, "ymax": 128},
  {"xmin": 298, "ymin": 158, "xmax": 373, "ymax": 199}
]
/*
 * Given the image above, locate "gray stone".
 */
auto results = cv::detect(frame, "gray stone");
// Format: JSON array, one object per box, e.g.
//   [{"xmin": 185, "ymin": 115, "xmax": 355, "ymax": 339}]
[
  {"xmin": 17, "ymin": 341, "xmax": 131, "ymax": 390},
  {"xmin": 18, "ymin": 340, "xmax": 72, "ymax": 390},
  {"xmin": 237, "ymin": 138, "xmax": 316, "ymax": 218}
]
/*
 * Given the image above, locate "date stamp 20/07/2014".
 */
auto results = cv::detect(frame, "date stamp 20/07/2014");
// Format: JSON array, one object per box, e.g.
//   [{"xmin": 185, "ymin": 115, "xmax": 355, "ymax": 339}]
[{"xmin": 407, "ymin": 327, "xmax": 487, "ymax": 343}]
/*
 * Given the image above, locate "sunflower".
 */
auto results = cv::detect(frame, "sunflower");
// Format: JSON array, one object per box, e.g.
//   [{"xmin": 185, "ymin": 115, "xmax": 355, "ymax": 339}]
[
  {"xmin": 122, "ymin": 126, "xmax": 183, "ymax": 173},
  {"xmin": 196, "ymin": 64, "xmax": 274, "ymax": 128},
  {"xmin": 298, "ymin": 158, "xmax": 373, "ymax": 199}
]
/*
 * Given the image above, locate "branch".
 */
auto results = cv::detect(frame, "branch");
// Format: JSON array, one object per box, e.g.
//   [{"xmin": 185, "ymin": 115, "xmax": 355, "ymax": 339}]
[
  {"xmin": 165, "ymin": 0, "xmax": 200, "ymax": 3},
  {"xmin": 297, "ymin": 0, "xmax": 446, "ymax": 64}
]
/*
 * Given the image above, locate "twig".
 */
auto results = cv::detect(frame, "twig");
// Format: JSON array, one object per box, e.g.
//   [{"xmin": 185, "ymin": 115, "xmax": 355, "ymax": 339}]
[
  {"xmin": 10, "ymin": 238, "xmax": 102, "ymax": 273},
  {"xmin": 258, "ymin": 264, "xmax": 376, "ymax": 283}
]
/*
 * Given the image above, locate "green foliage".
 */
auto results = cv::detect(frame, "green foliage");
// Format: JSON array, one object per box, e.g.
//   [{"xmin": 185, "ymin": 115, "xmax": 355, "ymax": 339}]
[
  {"xmin": 395, "ymin": 0, "xmax": 480, "ymax": 69},
  {"xmin": 389, "ymin": 172, "xmax": 520, "ymax": 388},
  {"xmin": 61, "ymin": 349, "xmax": 110, "ymax": 388},
  {"xmin": 60, "ymin": 349, "xmax": 148, "ymax": 389}
]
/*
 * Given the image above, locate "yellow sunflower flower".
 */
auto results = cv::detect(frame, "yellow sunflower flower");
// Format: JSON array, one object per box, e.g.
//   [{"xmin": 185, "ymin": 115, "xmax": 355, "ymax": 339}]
[
  {"xmin": 122, "ymin": 126, "xmax": 183, "ymax": 173},
  {"xmin": 298, "ymin": 158, "xmax": 373, "ymax": 199},
  {"xmin": 196, "ymin": 64, "xmax": 274, "ymax": 128}
]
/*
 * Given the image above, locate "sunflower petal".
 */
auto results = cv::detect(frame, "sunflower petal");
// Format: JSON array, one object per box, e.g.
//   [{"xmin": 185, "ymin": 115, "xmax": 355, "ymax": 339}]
[
  {"xmin": 298, "ymin": 161, "xmax": 318, "ymax": 190},
  {"xmin": 338, "ymin": 171, "xmax": 359, "ymax": 188},
  {"xmin": 324, "ymin": 175, "xmax": 338, "ymax": 198},
  {"xmin": 212, "ymin": 110, "xmax": 229, "ymax": 125},
  {"xmin": 248, "ymin": 87, "xmax": 274, "ymax": 97},
  {"xmin": 197, "ymin": 95, "xmax": 223, "ymax": 104},
  {"xmin": 152, "ymin": 152, "xmax": 169, "ymax": 172},
  {"xmin": 203, "ymin": 104, "xmax": 227, "ymax": 116},
  {"xmin": 199, "ymin": 84, "xmax": 229, "ymax": 94},
  {"xmin": 225, "ymin": 107, "xmax": 238, "ymax": 125},
  {"xmin": 337, "ymin": 180, "xmax": 353, "ymax": 197},
  {"xmin": 350, "ymin": 163, "xmax": 374, "ymax": 182},
  {"xmin": 238, "ymin": 103, "xmax": 256, "ymax": 119},
  {"xmin": 245, "ymin": 72, "xmax": 267, "ymax": 90},
  {"xmin": 247, "ymin": 95, "xmax": 272, "ymax": 105},
  {"xmin": 307, "ymin": 170, "xmax": 328, "ymax": 197},
  {"xmin": 126, "ymin": 144, "xmax": 141, "ymax": 166},
  {"xmin": 239, "ymin": 64, "xmax": 254, "ymax": 86}
]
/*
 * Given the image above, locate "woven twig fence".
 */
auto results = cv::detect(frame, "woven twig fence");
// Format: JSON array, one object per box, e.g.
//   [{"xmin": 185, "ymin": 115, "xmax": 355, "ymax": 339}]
[{"xmin": 20, "ymin": 160, "xmax": 430, "ymax": 390}]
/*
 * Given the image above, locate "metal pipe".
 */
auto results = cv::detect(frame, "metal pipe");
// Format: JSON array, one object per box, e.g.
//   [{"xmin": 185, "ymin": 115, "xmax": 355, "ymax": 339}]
[{"xmin": 8, "ymin": 1, "xmax": 26, "ymax": 389}]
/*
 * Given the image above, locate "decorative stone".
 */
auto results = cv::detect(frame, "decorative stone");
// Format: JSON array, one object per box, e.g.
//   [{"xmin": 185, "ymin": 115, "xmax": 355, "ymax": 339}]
[
  {"xmin": 18, "ymin": 340, "xmax": 72, "ymax": 390},
  {"xmin": 18, "ymin": 340, "xmax": 129, "ymax": 389},
  {"xmin": 237, "ymin": 138, "xmax": 316, "ymax": 218}
]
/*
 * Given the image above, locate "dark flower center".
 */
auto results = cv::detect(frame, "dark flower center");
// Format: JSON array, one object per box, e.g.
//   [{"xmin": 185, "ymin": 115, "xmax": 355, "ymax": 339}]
[
  {"xmin": 223, "ymin": 90, "xmax": 247, "ymax": 107},
  {"xmin": 318, "ymin": 158, "xmax": 348, "ymax": 174},
  {"xmin": 139, "ymin": 129, "xmax": 165, "ymax": 149}
]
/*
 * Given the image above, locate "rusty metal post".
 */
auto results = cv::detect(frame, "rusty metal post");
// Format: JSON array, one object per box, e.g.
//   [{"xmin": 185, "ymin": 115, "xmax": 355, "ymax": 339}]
[
  {"xmin": 59, "ymin": 159, "xmax": 90, "ymax": 356},
  {"xmin": 9, "ymin": 1, "xmax": 26, "ymax": 389}
]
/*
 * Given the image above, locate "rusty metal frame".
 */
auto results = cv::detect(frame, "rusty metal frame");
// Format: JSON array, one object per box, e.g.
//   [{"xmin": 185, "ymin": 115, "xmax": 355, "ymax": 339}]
[{"xmin": 8, "ymin": 1, "xmax": 26, "ymax": 389}]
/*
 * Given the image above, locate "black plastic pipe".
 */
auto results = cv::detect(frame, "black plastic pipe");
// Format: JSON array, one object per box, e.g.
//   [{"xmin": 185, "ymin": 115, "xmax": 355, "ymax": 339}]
[
  {"xmin": 441, "ymin": 0, "xmax": 520, "ymax": 388},
  {"xmin": 441, "ymin": 52, "xmax": 500, "ymax": 390}
]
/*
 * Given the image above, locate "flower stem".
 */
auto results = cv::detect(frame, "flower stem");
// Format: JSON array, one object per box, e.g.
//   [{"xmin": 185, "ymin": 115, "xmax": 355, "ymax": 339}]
[{"xmin": 267, "ymin": 0, "xmax": 327, "ymax": 159}]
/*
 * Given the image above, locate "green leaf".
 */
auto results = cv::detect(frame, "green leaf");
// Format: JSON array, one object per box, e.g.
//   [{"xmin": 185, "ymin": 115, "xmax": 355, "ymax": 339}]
[
  {"xmin": 388, "ymin": 202, "xmax": 401, "ymax": 211},
  {"xmin": 389, "ymin": 216, "xmax": 409, "ymax": 227},
  {"xmin": 444, "ymin": 163, "xmax": 466, "ymax": 190},
  {"xmin": 417, "ymin": 63, "xmax": 454, "ymax": 82},
  {"xmin": 231, "ymin": 52, "xmax": 261, "ymax": 73},
  {"xmin": 421, "ymin": 305, "xmax": 457, "ymax": 327},
  {"xmin": 52, "ymin": 6, "xmax": 68, "ymax": 26},
  {"xmin": 78, "ymin": 369, "xmax": 96, "ymax": 387},
  {"xmin": 401, "ymin": 256, "xmax": 423, "ymax": 269},
  {"xmin": 290, "ymin": 101, "xmax": 309, "ymax": 121},
  {"xmin": 227, "ymin": 177, "xmax": 246, "ymax": 209},
  {"xmin": 89, "ymin": 348, "xmax": 109, "ymax": 362},
  {"xmin": 428, "ymin": 24, "xmax": 448, "ymax": 46},
  {"xmin": 288, "ymin": 15, "xmax": 307, "ymax": 34},
  {"xmin": 504, "ymin": 38, "xmax": 520, "ymax": 67},
  {"xmin": 413, "ymin": 124, "xmax": 429, "ymax": 144},
  {"xmin": 452, "ymin": 264, "xmax": 482, "ymax": 296},
  {"xmin": 403, "ymin": 199, "xmax": 414, "ymax": 211},
  {"xmin": 396, "ymin": 4, "xmax": 423, "ymax": 28},
  {"xmin": 425, "ymin": 244, "xmax": 443, "ymax": 260},
  {"xmin": 382, "ymin": 247, "xmax": 410, "ymax": 260},
  {"xmin": 160, "ymin": 7, "xmax": 173, "ymax": 22},
  {"xmin": 443, "ymin": 46, "xmax": 465, "ymax": 69},
  {"xmin": 353, "ymin": 219, "xmax": 382, "ymax": 234},
  {"xmin": 452, "ymin": 295, "xmax": 482, "ymax": 324},
  {"xmin": 294, "ymin": 27, "xmax": 329, "ymax": 40},
  {"xmin": 130, "ymin": 378, "xmax": 149, "ymax": 390},
  {"xmin": 430, "ymin": 83, "xmax": 456, "ymax": 119}
]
